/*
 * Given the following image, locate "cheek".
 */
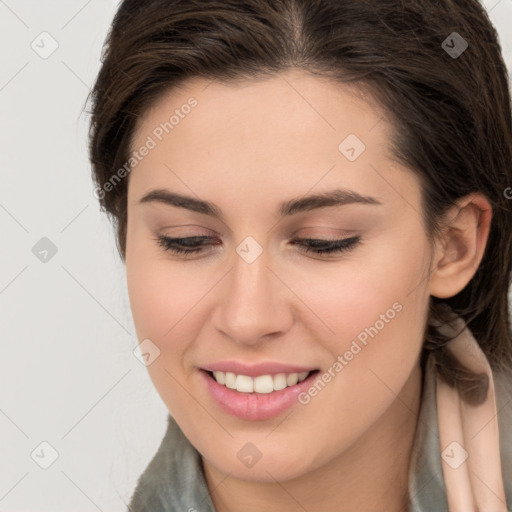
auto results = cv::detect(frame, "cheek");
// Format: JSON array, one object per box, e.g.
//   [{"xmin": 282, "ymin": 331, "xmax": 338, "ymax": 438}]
[
  {"xmin": 126, "ymin": 240, "xmax": 208, "ymax": 343},
  {"xmin": 125, "ymin": 251, "xmax": 205, "ymax": 413},
  {"xmin": 126, "ymin": 259, "xmax": 170, "ymax": 341},
  {"xmin": 125, "ymin": 244, "xmax": 221, "ymax": 403},
  {"xmin": 290, "ymin": 263, "xmax": 428, "ymax": 465},
  {"xmin": 294, "ymin": 230, "xmax": 430, "ymax": 355},
  {"xmin": 293, "ymin": 231, "xmax": 430, "ymax": 421}
]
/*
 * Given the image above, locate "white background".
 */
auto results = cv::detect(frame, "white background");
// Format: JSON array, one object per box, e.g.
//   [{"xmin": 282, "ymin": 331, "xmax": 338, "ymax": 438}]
[{"xmin": 1, "ymin": 1, "xmax": 511, "ymax": 510}]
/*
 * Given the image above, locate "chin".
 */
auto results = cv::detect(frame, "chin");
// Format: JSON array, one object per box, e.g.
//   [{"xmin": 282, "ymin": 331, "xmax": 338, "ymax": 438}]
[{"xmin": 201, "ymin": 438, "xmax": 323, "ymax": 483}]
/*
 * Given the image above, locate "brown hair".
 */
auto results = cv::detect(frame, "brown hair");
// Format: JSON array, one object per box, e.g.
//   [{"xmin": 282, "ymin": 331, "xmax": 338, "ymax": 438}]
[{"xmin": 87, "ymin": 0, "xmax": 512, "ymax": 397}]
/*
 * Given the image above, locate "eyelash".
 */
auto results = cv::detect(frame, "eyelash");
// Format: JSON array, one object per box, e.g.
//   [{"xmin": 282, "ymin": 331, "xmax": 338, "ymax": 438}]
[{"xmin": 154, "ymin": 234, "xmax": 361, "ymax": 257}]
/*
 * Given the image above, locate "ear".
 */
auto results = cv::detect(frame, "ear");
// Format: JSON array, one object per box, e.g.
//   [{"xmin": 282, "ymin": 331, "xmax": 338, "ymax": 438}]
[{"xmin": 429, "ymin": 193, "xmax": 492, "ymax": 299}]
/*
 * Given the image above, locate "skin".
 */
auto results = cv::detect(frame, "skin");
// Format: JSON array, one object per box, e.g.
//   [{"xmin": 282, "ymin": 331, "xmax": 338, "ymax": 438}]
[{"xmin": 125, "ymin": 69, "xmax": 492, "ymax": 512}]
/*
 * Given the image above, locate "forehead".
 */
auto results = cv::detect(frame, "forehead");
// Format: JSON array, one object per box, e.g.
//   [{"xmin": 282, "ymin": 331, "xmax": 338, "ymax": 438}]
[
  {"xmin": 128, "ymin": 70, "xmax": 420, "ymax": 218},
  {"xmin": 133, "ymin": 69, "xmax": 391, "ymax": 154}
]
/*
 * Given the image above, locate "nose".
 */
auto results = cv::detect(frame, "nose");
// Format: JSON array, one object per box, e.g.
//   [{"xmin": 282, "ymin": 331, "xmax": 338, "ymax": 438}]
[{"xmin": 212, "ymin": 245, "xmax": 293, "ymax": 347}]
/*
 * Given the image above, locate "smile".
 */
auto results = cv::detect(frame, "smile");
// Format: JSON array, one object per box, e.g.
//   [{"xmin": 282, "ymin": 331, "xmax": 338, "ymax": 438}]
[
  {"xmin": 209, "ymin": 370, "xmax": 311, "ymax": 393},
  {"xmin": 201, "ymin": 369, "xmax": 321, "ymax": 421}
]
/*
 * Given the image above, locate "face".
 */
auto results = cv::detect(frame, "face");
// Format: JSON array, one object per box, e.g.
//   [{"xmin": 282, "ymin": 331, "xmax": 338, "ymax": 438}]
[{"xmin": 125, "ymin": 69, "xmax": 433, "ymax": 482}]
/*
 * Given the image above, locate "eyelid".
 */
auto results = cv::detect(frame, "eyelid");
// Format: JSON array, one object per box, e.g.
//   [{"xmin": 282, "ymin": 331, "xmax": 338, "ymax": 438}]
[
  {"xmin": 158, "ymin": 224, "xmax": 357, "ymax": 238},
  {"xmin": 290, "ymin": 224, "xmax": 359, "ymax": 236},
  {"xmin": 154, "ymin": 233, "xmax": 361, "ymax": 258}
]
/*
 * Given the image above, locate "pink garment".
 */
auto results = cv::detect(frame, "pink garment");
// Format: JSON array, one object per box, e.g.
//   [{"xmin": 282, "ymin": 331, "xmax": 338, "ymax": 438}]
[{"xmin": 433, "ymin": 310, "xmax": 508, "ymax": 511}]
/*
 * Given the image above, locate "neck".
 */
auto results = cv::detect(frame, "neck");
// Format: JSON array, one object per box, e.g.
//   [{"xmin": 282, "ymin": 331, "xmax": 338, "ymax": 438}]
[{"xmin": 203, "ymin": 362, "xmax": 423, "ymax": 512}]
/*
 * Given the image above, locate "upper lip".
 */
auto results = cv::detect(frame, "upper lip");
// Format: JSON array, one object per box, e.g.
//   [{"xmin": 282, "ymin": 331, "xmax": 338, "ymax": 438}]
[{"xmin": 201, "ymin": 361, "xmax": 317, "ymax": 377}]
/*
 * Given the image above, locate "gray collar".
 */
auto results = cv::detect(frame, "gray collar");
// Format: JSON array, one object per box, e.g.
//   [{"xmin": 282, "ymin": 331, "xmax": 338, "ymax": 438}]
[{"xmin": 128, "ymin": 411, "xmax": 216, "ymax": 512}]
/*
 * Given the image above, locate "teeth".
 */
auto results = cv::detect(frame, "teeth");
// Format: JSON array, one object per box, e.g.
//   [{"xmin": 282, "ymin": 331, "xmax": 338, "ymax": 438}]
[
  {"xmin": 273, "ymin": 373, "xmax": 288, "ymax": 391},
  {"xmin": 286, "ymin": 373, "xmax": 299, "ymax": 386},
  {"xmin": 224, "ymin": 372, "xmax": 236, "ymax": 389},
  {"xmin": 211, "ymin": 370, "xmax": 311, "ymax": 393},
  {"xmin": 236, "ymin": 374, "xmax": 254, "ymax": 393},
  {"xmin": 214, "ymin": 370, "xmax": 225, "ymax": 385}
]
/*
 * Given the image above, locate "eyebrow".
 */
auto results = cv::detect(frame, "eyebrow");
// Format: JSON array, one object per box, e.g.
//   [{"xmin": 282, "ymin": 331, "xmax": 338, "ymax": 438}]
[{"xmin": 138, "ymin": 188, "xmax": 382, "ymax": 219}]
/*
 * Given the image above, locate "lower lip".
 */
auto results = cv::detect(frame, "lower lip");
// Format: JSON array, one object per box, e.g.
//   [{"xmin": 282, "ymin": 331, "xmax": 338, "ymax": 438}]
[{"xmin": 200, "ymin": 369, "xmax": 320, "ymax": 421}]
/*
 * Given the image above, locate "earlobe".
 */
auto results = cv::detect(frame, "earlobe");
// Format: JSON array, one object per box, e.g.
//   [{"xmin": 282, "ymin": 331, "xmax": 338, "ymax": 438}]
[{"xmin": 429, "ymin": 193, "xmax": 492, "ymax": 299}]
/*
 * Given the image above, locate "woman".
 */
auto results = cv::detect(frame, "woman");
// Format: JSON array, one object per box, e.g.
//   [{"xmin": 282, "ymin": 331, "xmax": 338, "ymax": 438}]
[{"xmin": 87, "ymin": 0, "xmax": 512, "ymax": 510}]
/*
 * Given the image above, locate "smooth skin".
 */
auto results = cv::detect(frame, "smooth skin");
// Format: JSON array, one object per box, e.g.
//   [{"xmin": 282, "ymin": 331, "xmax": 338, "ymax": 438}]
[{"xmin": 125, "ymin": 69, "xmax": 491, "ymax": 512}]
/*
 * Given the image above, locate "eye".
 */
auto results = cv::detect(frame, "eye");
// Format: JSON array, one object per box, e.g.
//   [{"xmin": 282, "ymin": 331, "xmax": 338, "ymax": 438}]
[
  {"xmin": 155, "ymin": 235, "xmax": 217, "ymax": 255},
  {"xmin": 154, "ymin": 234, "xmax": 361, "ymax": 257},
  {"xmin": 290, "ymin": 235, "xmax": 361, "ymax": 255}
]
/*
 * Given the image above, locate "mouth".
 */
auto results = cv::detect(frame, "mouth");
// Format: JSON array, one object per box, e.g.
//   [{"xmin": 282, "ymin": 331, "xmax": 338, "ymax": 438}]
[
  {"xmin": 200, "ymin": 368, "xmax": 321, "ymax": 421},
  {"xmin": 202, "ymin": 369, "xmax": 320, "ymax": 394}
]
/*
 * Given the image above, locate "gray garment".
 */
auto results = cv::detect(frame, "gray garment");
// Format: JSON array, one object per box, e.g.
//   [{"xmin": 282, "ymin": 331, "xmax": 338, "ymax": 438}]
[{"xmin": 128, "ymin": 357, "xmax": 512, "ymax": 511}]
